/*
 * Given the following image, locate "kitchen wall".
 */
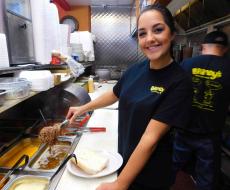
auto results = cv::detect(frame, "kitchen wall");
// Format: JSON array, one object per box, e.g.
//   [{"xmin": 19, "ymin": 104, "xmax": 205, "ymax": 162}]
[
  {"xmin": 55, "ymin": 4, "xmax": 91, "ymax": 31},
  {"xmin": 91, "ymin": 6, "xmax": 145, "ymax": 79}
]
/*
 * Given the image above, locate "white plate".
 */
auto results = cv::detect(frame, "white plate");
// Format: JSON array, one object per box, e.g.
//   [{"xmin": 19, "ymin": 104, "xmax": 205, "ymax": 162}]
[{"xmin": 67, "ymin": 151, "xmax": 123, "ymax": 178}]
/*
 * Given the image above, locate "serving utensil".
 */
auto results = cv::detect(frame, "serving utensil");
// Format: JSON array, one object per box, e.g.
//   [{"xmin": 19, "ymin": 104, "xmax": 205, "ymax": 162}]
[
  {"xmin": 64, "ymin": 127, "xmax": 106, "ymax": 135},
  {"xmin": 39, "ymin": 109, "xmax": 48, "ymax": 126},
  {"xmin": 74, "ymin": 114, "xmax": 90, "ymax": 127},
  {"xmin": 46, "ymin": 153, "xmax": 77, "ymax": 189},
  {"xmin": 59, "ymin": 119, "xmax": 69, "ymax": 129},
  {"xmin": 0, "ymin": 155, "xmax": 29, "ymax": 188}
]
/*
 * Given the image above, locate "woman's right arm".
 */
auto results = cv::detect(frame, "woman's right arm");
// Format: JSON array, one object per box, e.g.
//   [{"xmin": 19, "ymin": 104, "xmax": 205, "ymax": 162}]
[{"xmin": 66, "ymin": 89, "xmax": 118, "ymax": 123}]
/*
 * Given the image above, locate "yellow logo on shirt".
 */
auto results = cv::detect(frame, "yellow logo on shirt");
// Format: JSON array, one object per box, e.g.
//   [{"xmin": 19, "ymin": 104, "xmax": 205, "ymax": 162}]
[
  {"xmin": 192, "ymin": 68, "xmax": 222, "ymax": 80},
  {"xmin": 150, "ymin": 86, "xmax": 165, "ymax": 94}
]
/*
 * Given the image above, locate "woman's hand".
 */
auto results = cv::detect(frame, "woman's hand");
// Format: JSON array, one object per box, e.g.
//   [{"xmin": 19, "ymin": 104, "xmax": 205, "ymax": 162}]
[
  {"xmin": 66, "ymin": 106, "xmax": 85, "ymax": 124},
  {"xmin": 96, "ymin": 181, "xmax": 127, "ymax": 190}
]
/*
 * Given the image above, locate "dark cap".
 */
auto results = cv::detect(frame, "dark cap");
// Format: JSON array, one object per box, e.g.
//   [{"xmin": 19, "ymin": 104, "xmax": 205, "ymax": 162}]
[{"xmin": 203, "ymin": 31, "xmax": 228, "ymax": 46}]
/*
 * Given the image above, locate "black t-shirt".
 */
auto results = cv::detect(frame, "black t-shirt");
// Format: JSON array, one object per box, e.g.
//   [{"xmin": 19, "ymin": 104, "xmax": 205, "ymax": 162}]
[
  {"xmin": 181, "ymin": 55, "xmax": 230, "ymax": 134},
  {"xmin": 113, "ymin": 59, "xmax": 192, "ymax": 187}
]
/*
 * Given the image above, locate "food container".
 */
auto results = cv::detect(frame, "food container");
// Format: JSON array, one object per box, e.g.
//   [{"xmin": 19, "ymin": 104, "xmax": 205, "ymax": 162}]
[
  {"xmin": 2, "ymin": 175, "xmax": 49, "ymax": 190},
  {"xmin": 17, "ymin": 70, "xmax": 54, "ymax": 91},
  {"xmin": 0, "ymin": 155, "xmax": 29, "ymax": 190},
  {"xmin": 95, "ymin": 69, "xmax": 111, "ymax": 81},
  {"xmin": 0, "ymin": 174, "xmax": 10, "ymax": 190},
  {"xmin": 0, "ymin": 138, "xmax": 41, "ymax": 168},
  {"xmin": 0, "ymin": 90, "xmax": 6, "ymax": 106},
  {"xmin": 0, "ymin": 78, "xmax": 30, "ymax": 100},
  {"xmin": 2, "ymin": 154, "xmax": 77, "ymax": 190},
  {"xmin": 29, "ymin": 140, "xmax": 71, "ymax": 171}
]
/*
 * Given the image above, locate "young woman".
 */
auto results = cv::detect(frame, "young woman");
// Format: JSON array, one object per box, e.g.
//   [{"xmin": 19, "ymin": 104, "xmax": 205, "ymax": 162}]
[{"xmin": 67, "ymin": 3, "xmax": 192, "ymax": 190}]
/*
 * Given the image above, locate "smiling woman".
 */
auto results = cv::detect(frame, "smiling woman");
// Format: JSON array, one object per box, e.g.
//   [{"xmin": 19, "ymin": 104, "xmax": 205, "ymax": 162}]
[{"xmin": 46, "ymin": 3, "xmax": 193, "ymax": 190}]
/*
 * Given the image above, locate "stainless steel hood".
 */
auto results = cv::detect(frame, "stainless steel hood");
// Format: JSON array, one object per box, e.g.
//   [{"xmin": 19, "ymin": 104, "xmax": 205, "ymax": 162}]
[{"xmin": 172, "ymin": 0, "xmax": 230, "ymax": 31}]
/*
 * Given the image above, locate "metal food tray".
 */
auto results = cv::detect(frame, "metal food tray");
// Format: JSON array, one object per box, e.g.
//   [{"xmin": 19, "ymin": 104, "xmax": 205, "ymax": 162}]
[
  {"xmin": 0, "ymin": 134, "xmax": 81, "ymax": 190},
  {"xmin": 2, "ymin": 175, "xmax": 50, "ymax": 190},
  {"xmin": 0, "ymin": 172, "xmax": 11, "ymax": 190},
  {"xmin": 0, "ymin": 137, "xmax": 41, "ymax": 170},
  {"xmin": 26, "ymin": 136, "xmax": 76, "ymax": 173}
]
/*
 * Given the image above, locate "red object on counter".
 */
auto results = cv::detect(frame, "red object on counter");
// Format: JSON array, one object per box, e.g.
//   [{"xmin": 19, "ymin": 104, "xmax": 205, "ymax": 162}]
[
  {"xmin": 51, "ymin": 52, "xmax": 61, "ymax": 65},
  {"xmin": 51, "ymin": 56, "xmax": 61, "ymax": 65}
]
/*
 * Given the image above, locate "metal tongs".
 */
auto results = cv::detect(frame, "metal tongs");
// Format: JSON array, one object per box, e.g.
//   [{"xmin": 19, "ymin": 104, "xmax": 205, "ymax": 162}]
[
  {"xmin": 64, "ymin": 127, "xmax": 106, "ymax": 135},
  {"xmin": 0, "ymin": 155, "xmax": 29, "ymax": 188},
  {"xmin": 59, "ymin": 114, "xmax": 90, "ymax": 130},
  {"xmin": 59, "ymin": 119, "xmax": 69, "ymax": 129},
  {"xmin": 47, "ymin": 154, "xmax": 77, "ymax": 189},
  {"xmin": 73, "ymin": 114, "xmax": 91, "ymax": 127}
]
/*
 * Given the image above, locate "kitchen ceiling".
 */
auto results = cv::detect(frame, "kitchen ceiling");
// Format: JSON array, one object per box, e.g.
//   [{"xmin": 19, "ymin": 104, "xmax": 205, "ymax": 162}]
[
  {"xmin": 66, "ymin": 0, "xmax": 133, "ymax": 6},
  {"xmin": 174, "ymin": 0, "xmax": 230, "ymax": 31},
  {"xmin": 64, "ymin": 0, "xmax": 230, "ymax": 31}
]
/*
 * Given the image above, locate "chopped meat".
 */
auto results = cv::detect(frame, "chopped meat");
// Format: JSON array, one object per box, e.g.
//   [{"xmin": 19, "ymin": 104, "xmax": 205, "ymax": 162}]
[{"xmin": 39, "ymin": 123, "xmax": 61, "ymax": 145}]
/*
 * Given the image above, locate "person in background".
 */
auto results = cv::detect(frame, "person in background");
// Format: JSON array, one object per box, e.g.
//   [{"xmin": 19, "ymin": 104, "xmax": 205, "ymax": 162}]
[
  {"xmin": 173, "ymin": 31, "xmax": 230, "ymax": 190},
  {"xmin": 67, "ymin": 3, "xmax": 192, "ymax": 190}
]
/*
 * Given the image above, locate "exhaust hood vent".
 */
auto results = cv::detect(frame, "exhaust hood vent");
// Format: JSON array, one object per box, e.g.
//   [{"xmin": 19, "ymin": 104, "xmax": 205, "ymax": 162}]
[{"xmin": 174, "ymin": 0, "xmax": 230, "ymax": 31}]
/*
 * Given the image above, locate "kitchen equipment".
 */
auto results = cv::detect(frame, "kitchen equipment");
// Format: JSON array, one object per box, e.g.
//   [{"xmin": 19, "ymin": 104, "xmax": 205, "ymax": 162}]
[
  {"xmin": 6, "ymin": 11, "xmax": 35, "ymax": 65},
  {"xmin": 28, "ymin": 139, "xmax": 72, "ymax": 171},
  {"xmin": 0, "ymin": 77, "xmax": 30, "ymax": 99},
  {"xmin": 71, "ymin": 43, "xmax": 84, "ymax": 62},
  {"xmin": 64, "ymin": 83, "xmax": 91, "ymax": 106},
  {"xmin": 2, "ymin": 154, "xmax": 77, "ymax": 190},
  {"xmin": 0, "ymin": 155, "xmax": 29, "ymax": 189},
  {"xmin": 48, "ymin": 153, "xmax": 77, "ymax": 184},
  {"xmin": 95, "ymin": 69, "xmax": 111, "ymax": 81},
  {"xmin": 38, "ymin": 109, "xmax": 48, "ymax": 126},
  {"xmin": 0, "ymin": 119, "xmax": 38, "ymax": 152},
  {"xmin": 0, "ymin": 138, "xmax": 41, "ymax": 168},
  {"xmin": 3, "ymin": 175, "xmax": 49, "ymax": 190},
  {"xmin": 59, "ymin": 119, "xmax": 69, "ymax": 129},
  {"xmin": 17, "ymin": 70, "xmax": 54, "ymax": 91},
  {"xmin": 73, "ymin": 113, "xmax": 91, "ymax": 127},
  {"xmin": 0, "ymin": 90, "xmax": 6, "ymax": 106},
  {"xmin": 65, "ymin": 127, "xmax": 106, "ymax": 134},
  {"xmin": 0, "ymin": 79, "xmax": 89, "ymax": 189}
]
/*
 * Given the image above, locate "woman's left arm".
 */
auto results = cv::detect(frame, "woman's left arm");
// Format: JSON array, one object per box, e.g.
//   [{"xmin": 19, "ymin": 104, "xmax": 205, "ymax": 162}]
[{"xmin": 96, "ymin": 119, "xmax": 170, "ymax": 190}]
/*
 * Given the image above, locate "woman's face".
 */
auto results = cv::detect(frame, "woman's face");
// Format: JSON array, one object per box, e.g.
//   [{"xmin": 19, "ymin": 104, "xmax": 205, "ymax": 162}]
[{"xmin": 138, "ymin": 10, "xmax": 174, "ymax": 62}]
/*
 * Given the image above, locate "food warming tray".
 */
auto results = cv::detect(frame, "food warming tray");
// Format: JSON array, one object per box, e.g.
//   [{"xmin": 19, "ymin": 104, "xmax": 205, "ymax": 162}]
[
  {"xmin": 2, "ymin": 153, "xmax": 78, "ymax": 190},
  {"xmin": 0, "ymin": 137, "xmax": 41, "ymax": 169},
  {"xmin": 0, "ymin": 173, "xmax": 11, "ymax": 190},
  {"xmin": 2, "ymin": 175, "xmax": 50, "ymax": 190},
  {"xmin": 27, "ymin": 137, "xmax": 75, "ymax": 172}
]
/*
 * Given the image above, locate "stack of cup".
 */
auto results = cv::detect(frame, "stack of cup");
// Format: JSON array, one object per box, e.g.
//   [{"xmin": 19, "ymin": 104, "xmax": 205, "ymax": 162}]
[{"xmin": 70, "ymin": 43, "xmax": 84, "ymax": 62}]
